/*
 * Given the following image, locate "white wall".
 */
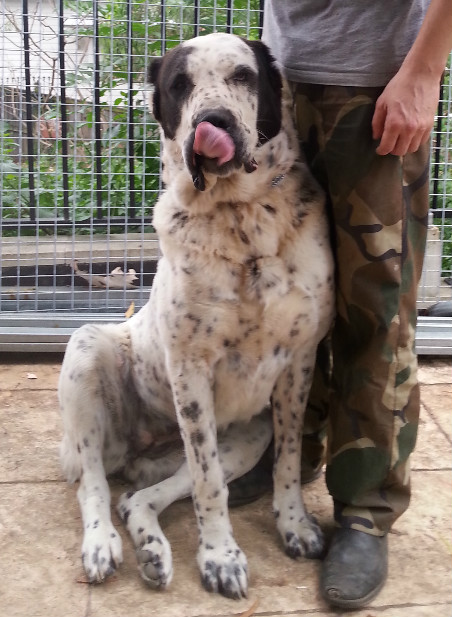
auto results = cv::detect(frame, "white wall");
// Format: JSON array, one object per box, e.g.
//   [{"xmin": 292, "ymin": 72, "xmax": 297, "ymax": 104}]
[{"xmin": 1, "ymin": 0, "xmax": 94, "ymax": 99}]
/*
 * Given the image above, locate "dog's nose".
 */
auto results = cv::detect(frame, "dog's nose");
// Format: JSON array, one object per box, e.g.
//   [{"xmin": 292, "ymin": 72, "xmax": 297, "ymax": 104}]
[{"xmin": 194, "ymin": 109, "xmax": 235, "ymax": 131}]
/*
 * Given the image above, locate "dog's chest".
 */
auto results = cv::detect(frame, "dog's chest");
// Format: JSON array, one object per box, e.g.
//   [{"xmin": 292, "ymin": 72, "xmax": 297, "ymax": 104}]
[
  {"xmin": 149, "ymin": 193, "xmax": 332, "ymax": 423},
  {"xmin": 153, "ymin": 245, "xmax": 321, "ymax": 425},
  {"xmin": 157, "ymin": 198, "xmax": 327, "ymax": 353}
]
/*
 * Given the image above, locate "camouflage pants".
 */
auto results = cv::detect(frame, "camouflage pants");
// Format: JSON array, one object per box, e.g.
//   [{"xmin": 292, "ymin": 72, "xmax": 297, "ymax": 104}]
[{"xmin": 293, "ymin": 83, "xmax": 430, "ymax": 535}]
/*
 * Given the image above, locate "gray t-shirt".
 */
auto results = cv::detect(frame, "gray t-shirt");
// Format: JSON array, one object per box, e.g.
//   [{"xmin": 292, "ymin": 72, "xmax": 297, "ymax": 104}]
[{"xmin": 262, "ymin": 0, "xmax": 430, "ymax": 87}]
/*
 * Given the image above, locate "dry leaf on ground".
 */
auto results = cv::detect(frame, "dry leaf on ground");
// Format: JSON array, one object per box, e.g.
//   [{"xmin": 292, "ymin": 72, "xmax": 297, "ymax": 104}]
[{"xmin": 71, "ymin": 261, "xmax": 138, "ymax": 289}]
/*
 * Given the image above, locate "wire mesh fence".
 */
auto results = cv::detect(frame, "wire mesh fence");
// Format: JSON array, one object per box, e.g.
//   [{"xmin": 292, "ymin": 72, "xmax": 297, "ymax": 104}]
[
  {"xmin": 422, "ymin": 67, "xmax": 452, "ymax": 309},
  {"xmin": 0, "ymin": 0, "xmax": 451, "ymax": 352},
  {"xmin": 1, "ymin": 0, "xmax": 263, "ymax": 317}
]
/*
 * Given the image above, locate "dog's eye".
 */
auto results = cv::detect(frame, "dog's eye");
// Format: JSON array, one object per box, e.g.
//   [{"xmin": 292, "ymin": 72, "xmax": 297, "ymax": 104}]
[{"xmin": 230, "ymin": 67, "xmax": 255, "ymax": 85}]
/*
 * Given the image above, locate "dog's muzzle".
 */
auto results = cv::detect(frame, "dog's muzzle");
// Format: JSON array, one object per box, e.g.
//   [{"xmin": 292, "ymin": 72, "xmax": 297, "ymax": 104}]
[{"xmin": 185, "ymin": 109, "xmax": 258, "ymax": 191}]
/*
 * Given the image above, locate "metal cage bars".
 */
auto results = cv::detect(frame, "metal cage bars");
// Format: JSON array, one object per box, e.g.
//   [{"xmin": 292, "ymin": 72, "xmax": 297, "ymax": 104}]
[
  {"xmin": 0, "ymin": 1, "xmax": 450, "ymax": 353},
  {"xmin": 3, "ymin": 0, "xmax": 265, "ymax": 233}
]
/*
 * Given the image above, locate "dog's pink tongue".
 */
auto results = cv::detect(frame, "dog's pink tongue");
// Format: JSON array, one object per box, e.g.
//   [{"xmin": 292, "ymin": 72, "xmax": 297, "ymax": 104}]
[{"xmin": 193, "ymin": 122, "xmax": 235, "ymax": 166}]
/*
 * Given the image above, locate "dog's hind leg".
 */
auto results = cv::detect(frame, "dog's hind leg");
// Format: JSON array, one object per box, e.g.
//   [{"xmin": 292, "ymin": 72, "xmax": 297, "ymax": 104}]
[
  {"xmin": 59, "ymin": 324, "xmax": 128, "ymax": 582},
  {"xmin": 123, "ymin": 449, "xmax": 184, "ymax": 490},
  {"xmin": 116, "ymin": 410, "xmax": 272, "ymax": 595}
]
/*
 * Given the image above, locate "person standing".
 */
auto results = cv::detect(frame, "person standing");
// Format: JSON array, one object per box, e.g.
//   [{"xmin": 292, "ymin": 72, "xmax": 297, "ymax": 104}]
[{"xmin": 263, "ymin": 0, "xmax": 452, "ymax": 609}]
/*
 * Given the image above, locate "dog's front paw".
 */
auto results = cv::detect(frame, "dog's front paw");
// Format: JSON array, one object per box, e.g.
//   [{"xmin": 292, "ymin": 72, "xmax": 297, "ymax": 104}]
[
  {"xmin": 198, "ymin": 540, "xmax": 248, "ymax": 599},
  {"xmin": 81, "ymin": 522, "xmax": 123, "ymax": 582},
  {"xmin": 280, "ymin": 513, "xmax": 325, "ymax": 559}
]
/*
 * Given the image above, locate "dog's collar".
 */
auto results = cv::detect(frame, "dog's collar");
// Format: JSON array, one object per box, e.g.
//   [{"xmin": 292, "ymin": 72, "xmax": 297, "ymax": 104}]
[{"xmin": 271, "ymin": 173, "xmax": 285, "ymax": 187}]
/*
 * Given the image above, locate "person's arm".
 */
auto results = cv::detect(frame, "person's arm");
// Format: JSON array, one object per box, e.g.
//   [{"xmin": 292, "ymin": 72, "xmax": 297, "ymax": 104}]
[{"xmin": 372, "ymin": 0, "xmax": 452, "ymax": 156}]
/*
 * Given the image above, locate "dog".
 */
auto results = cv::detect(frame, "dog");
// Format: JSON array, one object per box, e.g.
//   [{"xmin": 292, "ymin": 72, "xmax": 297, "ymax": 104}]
[{"xmin": 59, "ymin": 32, "xmax": 334, "ymax": 600}]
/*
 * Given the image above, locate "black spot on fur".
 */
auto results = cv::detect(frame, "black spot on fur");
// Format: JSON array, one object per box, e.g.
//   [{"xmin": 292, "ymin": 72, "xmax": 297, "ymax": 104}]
[
  {"xmin": 191, "ymin": 430, "xmax": 205, "ymax": 446},
  {"xmin": 238, "ymin": 229, "xmax": 250, "ymax": 245},
  {"xmin": 185, "ymin": 313, "xmax": 202, "ymax": 333},
  {"xmin": 92, "ymin": 545, "xmax": 102, "ymax": 564},
  {"xmin": 181, "ymin": 400, "xmax": 201, "ymax": 421},
  {"xmin": 171, "ymin": 210, "xmax": 189, "ymax": 231},
  {"xmin": 263, "ymin": 203, "xmax": 276, "ymax": 215},
  {"xmin": 76, "ymin": 339, "xmax": 89, "ymax": 352},
  {"xmin": 247, "ymin": 258, "xmax": 260, "ymax": 279}
]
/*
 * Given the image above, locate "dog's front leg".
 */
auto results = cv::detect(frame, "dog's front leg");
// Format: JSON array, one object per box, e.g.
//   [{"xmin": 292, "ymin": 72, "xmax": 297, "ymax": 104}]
[
  {"xmin": 272, "ymin": 346, "xmax": 325, "ymax": 560},
  {"xmin": 170, "ymin": 361, "xmax": 248, "ymax": 599}
]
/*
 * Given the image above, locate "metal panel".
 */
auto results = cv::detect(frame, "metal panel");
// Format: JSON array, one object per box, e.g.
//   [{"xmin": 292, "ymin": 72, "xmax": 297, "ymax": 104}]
[
  {"xmin": 415, "ymin": 317, "xmax": 452, "ymax": 356},
  {"xmin": 1, "ymin": 313, "xmax": 450, "ymax": 355}
]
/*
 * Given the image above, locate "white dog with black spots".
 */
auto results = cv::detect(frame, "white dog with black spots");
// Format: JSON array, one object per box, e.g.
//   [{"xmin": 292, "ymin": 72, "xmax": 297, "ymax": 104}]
[{"xmin": 59, "ymin": 32, "xmax": 335, "ymax": 600}]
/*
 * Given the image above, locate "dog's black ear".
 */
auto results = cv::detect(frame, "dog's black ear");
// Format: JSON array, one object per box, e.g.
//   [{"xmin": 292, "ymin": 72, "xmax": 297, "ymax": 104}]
[
  {"xmin": 146, "ymin": 47, "xmax": 193, "ymax": 138},
  {"xmin": 244, "ymin": 39, "xmax": 282, "ymax": 143},
  {"xmin": 148, "ymin": 57, "xmax": 163, "ymax": 122},
  {"xmin": 148, "ymin": 57, "xmax": 162, "ymax": 85}
]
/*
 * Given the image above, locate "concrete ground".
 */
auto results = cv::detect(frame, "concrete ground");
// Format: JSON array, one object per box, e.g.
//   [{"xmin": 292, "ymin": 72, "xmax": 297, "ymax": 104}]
[{"xmin": 0, "ymin": 354, "xmax": 451, "ymax": 617}]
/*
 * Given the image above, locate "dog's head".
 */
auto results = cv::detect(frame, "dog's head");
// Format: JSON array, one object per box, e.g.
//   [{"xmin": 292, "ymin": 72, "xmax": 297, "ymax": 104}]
[{"xmin": 149, "ymin": 33, "xmax": 282, "ymax": 191}]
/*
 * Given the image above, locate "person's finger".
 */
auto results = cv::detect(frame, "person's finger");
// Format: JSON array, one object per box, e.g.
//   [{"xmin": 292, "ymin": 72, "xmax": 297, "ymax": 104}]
[
  {"xmin": 388, "ymin": 131, "xmax": 416, "ymax": 156},
  {"xmin": 375, "ymin": 120, "xmax": 400, "ymax": 155},
  {"xmin": 420, "ymin": 127, "xmax": 433, "ymax": 147},
  {"xmin": 408, "ymin": 127, "xmax": 433, "ymax": 154},
  {"xmin": 371, "ymin": 100, "xmax": 386, "ymax": 141},
  {"xmin": 406, "ymin": 131, "xmax": 426, "ymax": 155},
  {"xmin": 387, "ymin": 125, "xmax": 432, "ymax": 156}
]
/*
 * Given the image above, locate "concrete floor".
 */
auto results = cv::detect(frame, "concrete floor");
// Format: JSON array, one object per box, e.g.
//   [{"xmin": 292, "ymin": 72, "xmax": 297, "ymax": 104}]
[{"xmin": 0, "ymin": 354, "xmax": 451, "ymax": 617}]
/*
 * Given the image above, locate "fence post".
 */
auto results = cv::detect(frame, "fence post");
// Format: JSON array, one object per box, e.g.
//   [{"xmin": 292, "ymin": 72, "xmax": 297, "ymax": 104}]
[
  {"xmin": 58, "ymin": 0, "xmax": 70, "ymax": 222},
  {"xmin": 127, "ymin": 0, "xmax": 136, "ymax": 220},
  {"xmin": 22, "ymin": 0, "xmax": 36, "ymax": 221},
  {"xmin": 93, "ymin": 0, "xmax": 103, "ymax": 220}
]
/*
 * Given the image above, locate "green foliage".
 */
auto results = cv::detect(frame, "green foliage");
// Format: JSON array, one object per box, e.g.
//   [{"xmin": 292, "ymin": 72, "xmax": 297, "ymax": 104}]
[
  {"xmin": 433, "ymin": 216, "xmax": 451, "ymax": 277},
  {"xmin": 429, "ymin": 56, "xmax": 452, "ymax": 274},
  {"xmin": 1, "ymin": 111, "xmax": 160, "ymax": 230}
]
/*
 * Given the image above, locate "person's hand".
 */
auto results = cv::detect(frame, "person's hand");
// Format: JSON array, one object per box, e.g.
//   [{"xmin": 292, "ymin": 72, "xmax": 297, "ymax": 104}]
[{"xmin": 372, "ymin": 69, "xmax": 441, "ymax": 156}]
